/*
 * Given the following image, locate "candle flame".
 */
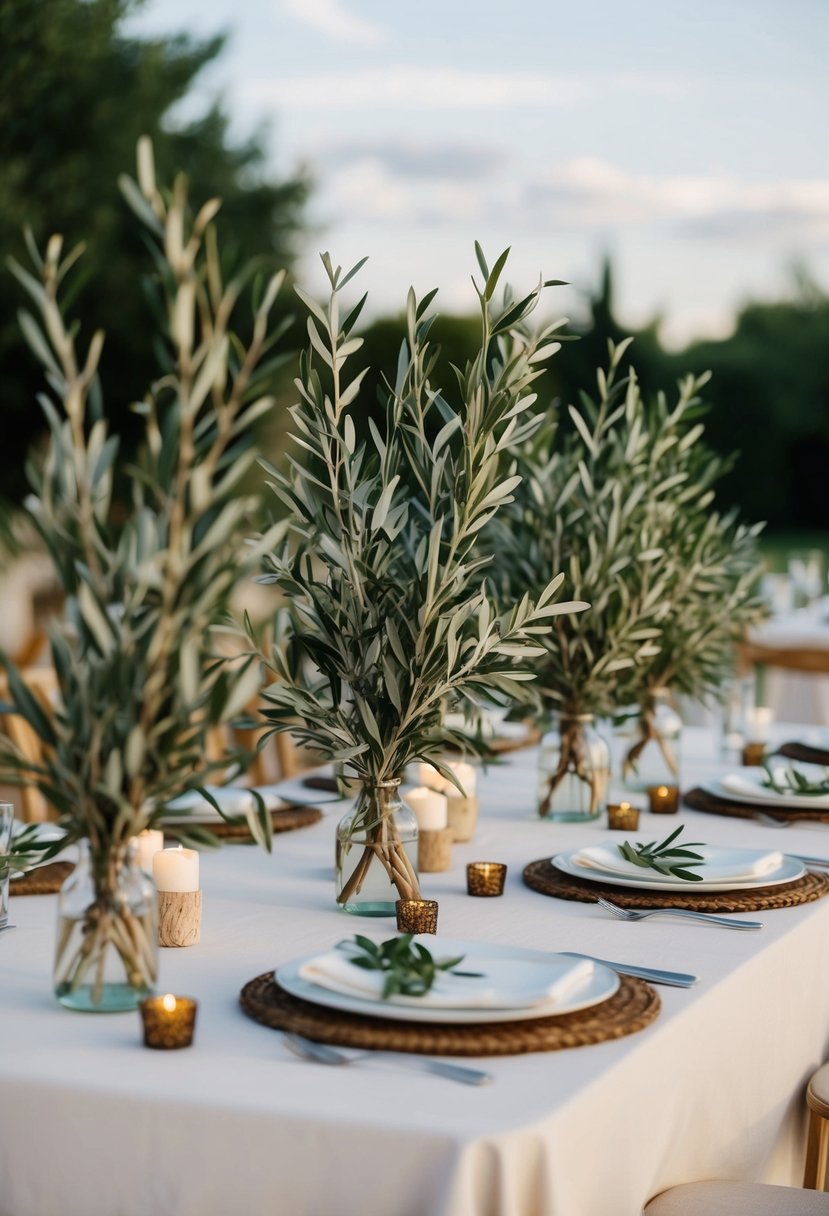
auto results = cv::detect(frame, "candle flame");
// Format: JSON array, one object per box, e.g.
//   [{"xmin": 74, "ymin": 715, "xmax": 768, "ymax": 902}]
[
  {"xmin": 657, "ymin": 786, "xmax": 669, "ymax": 796},
  {"xmin": 162, "ymin": 993, "xmax": 177, "ymax": 1013}
]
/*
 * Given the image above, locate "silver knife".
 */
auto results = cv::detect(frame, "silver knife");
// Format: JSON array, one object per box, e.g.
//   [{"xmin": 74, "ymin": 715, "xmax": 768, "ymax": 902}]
[
  {"xmin": 560, "ymin": 951, "xmax": 699, "ymax": 988},
  {"xmin": 790, "ymin": 854, "xmax": 829, "ymax": 868}
]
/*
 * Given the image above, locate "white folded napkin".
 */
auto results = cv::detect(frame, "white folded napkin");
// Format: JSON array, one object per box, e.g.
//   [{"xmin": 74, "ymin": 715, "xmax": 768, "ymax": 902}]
[
  {"xmin": 162, "ymin": 786, "xmax": 257, "ymax": 822},
  {"xmin": 298, "ymin": 944, "xmax": 594, "ymax": 1010},
  {"xmin": 722, "ymin": 770, "xmax": 829, "ymax": 807},
  {"xmin": 572, "ymin": 843, "xmax": 784, "ymax": 884}
]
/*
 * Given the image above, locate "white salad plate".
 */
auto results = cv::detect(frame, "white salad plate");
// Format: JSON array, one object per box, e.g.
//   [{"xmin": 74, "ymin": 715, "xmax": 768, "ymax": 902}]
[{"xmin": 705, "ymin": 771, "xmax": 829, "ymax": 811}]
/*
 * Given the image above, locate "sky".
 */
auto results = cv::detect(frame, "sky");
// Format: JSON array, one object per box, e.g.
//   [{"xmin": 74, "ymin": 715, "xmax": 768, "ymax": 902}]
[{"xmin": 127, "ymin": 0, "xmax": 829, "ymax": 346}]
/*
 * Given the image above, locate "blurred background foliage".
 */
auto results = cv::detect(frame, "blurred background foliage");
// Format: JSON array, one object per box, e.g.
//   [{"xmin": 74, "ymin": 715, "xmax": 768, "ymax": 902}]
[{"xmin": 2, "ymin": 0, "xmax": 828, "ymax": 555}]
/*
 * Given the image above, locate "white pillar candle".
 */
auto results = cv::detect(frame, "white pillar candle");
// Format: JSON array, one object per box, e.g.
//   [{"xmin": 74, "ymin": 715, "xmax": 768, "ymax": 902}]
[
  {"xmin": 133, "ymin": 829, "xmax": 164, "ymax": 875},
  {"xmin": 153, "ymin": 845, "xmax": 199, "ymax": 893},
  {"xmin": 745, "ymin": 706, "xmax": 773, "ymax": 744},
  {"xmin": 446, "ymin": 760, "xmax": 476, "ymax": 797},
  {"xmin": 405, "ymin": 786, "xmax": 448, "ymax": 831},
  {"xmin": 418, "ymin": 763, "xmax": 448, "ymax": 792}
]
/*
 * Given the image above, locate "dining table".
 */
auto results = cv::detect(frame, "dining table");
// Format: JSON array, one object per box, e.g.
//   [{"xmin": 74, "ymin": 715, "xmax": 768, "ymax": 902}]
[{"xmin": 3, "ymin": 724, "xmax": 829, "ymax": 1216}]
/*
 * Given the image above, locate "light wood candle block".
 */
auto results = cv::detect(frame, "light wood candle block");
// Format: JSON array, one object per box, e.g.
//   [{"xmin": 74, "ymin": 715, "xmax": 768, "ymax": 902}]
[
  {"xmin": 417, "ymin": 827, "xmax": 453, "ymax": 873},
  {"xmin": 157, "ymin": 890, "xmax": 202, "ymax": 947},
  {"xmin": 446, "ymin": 793, "xmax": 479, "ymax": 843}
]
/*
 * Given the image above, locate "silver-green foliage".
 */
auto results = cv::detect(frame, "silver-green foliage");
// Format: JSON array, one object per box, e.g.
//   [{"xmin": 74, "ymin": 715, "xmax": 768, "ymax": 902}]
[
  {"xmin": 491, "ymin": 340, "xmax": 678, "ymax": 717},
  {"xmin": 1, "ymin": 138, "xmax": 288, "ymax": 860},
  {"xmin": 252, "ymin": 246, "xmax": 587, "ymax": 785}
]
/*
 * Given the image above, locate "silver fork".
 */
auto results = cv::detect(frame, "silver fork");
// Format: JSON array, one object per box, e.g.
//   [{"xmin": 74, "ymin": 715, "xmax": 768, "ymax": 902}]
[
  {"xmin": 596, "ymin": 896, "xmax": 763, "ymax": 930},
  {"xmin": 283, "ymin": 1032, "xmax": 493, "ymax": 1086}
]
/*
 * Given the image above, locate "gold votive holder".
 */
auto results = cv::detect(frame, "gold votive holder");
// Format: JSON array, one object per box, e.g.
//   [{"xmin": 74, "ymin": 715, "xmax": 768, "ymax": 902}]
[
  {"xmin": 157, "ymin": 890, "xmax": 202, "ymax": 948},
  {"xmin": 646, "ymin": 784, "xmax": 680, "ymax": 814},
  {"xmin": 140, "ymin": 994, "xmax": 198, "ymax": 1050},
  {"xmin": 466, "ymin": 861, "xmax": 507, "ymax": 897},
  {"xmin": 396, "ymin": 898, "xmax": 439, "ymax": 935},
  {"xmin": 446, "ymin": 794, "xmax": 479, "ymax": 843},
  {"xmin": 417, "ymin": 826, "xmax": 453, "ymax": 873},
  {"xmin": 607, "ymin": 802, "xmax": 640, "ymax": 831},
  {"xmin": 741, "ymin": 742, "xmax": 766, "ymax": 767}
]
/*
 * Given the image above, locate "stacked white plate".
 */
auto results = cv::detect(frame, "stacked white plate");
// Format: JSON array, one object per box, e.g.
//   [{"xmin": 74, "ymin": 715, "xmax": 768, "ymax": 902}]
[
  {"xmin": 276, "ymin": 938, "xmax": 620, "ymax": 1025},
  {"xmin": 703, "ymin": 764, "xmax": 829, "ymax": 813},
  {"xmin": 552, "ymin": 842, "xmax": 805, "ymax": 892}
]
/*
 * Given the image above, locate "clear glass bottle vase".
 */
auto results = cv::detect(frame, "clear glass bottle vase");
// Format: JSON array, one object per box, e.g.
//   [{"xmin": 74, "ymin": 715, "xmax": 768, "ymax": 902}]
[
  {"xmin": 620, "ymin": 688, "xmax": 682, "ymax": 792},
  {"xmin": 54, "ymin": 839, "xmax": 158, "ymax": 1012},
  {"xmin": 537, "ymin": 714, "xmax": 610, "ymax": 822},
  {"xmin": 335, "ymin": 778, "xmax": 419, "ymax": 916}
]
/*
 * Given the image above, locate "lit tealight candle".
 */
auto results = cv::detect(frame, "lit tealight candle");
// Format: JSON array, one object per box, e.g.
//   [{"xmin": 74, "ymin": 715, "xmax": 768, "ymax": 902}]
[
  {"xmin": 607, "ymin": 802, "xmax": 640, "ymax": 831},
  {"xmin": 139, "ymin": 993, "xmax": 198, "ymax": 1049},
  {"xmin": 405, "ymin": 786, "xmax": 448, "ymax": 831},
  {"xmin": 133, "ymin": 829, "xmax": 164, "ymax": 874},
  {"xmin": 646, "ymin": 785, "xmax": 680, "ymax": 814},
  {"xmin": 153, "ymin": 845, "xmax": 199, "ymax": 893}
]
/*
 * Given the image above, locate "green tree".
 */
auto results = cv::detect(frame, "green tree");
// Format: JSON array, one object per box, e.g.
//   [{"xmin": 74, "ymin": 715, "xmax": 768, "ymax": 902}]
[{"xmin": 1, "ymin": 0, "xmax": 309, "ymax": 501}]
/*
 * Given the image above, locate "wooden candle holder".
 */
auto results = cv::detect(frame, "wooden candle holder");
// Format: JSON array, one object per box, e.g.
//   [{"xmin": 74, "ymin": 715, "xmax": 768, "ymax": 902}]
[
  {"xmin": 157, "ymin": 890, "xmax": 202, "ymax": 947},
  {"xmin": 417, "ymin": 827, "xmax": 452, "ymax": 873},
  {"xmin": 446, "ymin": 794, "xmax": 479, "ymax": 843}
]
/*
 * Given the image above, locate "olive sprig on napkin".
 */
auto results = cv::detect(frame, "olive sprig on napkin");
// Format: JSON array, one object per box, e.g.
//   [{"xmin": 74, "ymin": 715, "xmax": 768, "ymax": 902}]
[
  {"xmin": 339, "ymin": 935, "xmax": 484, "ymax": 1000},
  {"xmin": 618, "ymin": 825, "xmax": 705, "ymax": 882},
  {"xmin": 762, "ymin": 762, "xmax": 829, "ymax": 797}
]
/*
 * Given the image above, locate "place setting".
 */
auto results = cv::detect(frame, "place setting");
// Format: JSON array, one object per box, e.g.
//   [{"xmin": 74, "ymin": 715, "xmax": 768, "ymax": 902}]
[
  {"xmin": 523, "ymin": 824, "xmax": 829, "ymax": 913},
  {"xmin": 240, "ymin": 930, "xmax": 662, "ymax": 1059},
  {"xmin": 684, "ymin": 756, "xmax": 829, "ymax": 827}
]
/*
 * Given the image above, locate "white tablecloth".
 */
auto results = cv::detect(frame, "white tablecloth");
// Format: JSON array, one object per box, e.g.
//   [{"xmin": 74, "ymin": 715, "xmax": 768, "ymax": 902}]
[{"xmin": 3, "ymin": 729, "xmax": 829, "ymax": 1216}]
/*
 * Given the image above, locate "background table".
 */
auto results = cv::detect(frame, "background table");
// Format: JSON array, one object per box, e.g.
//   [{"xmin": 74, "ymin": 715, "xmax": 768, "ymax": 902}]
[{"xmin": 3, "ymin": 728, "xmax": 829, "ymax": 1216}]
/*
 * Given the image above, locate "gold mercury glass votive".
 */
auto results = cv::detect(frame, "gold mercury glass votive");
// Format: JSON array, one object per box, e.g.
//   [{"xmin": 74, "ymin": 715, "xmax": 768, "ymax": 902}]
[
  {"xmin": 140, "ymin": 993, "xmax": 198, "ymax": 1049},
  {"xmin": 646, "ymin": 784, "xmax": 680, "ymax": 814},
  {"xmin": 396, "ymin": 898, "xmax": 439, "ymax": 935},
  {"xmin": 466, "ymin": 862, "xmax": 507, "ymax": 897},
  {"xmin": 607, "ymin": 802, "xmax": 640, "ymax": 831},
  {"xmin": 742, "ymin": 742, "xmax": 766, "ymax": 767}
]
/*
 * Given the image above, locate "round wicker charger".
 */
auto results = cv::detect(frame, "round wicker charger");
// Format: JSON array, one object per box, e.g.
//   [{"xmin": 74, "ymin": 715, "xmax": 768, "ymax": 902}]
[
  {"xmin": 777, "ymin": 742, "xmax": 829, "ymax": 767},
  {"xmin": 11, "ymin": 860, "xmax": 75, "ymax": 895},
  {"xmin": 239, "ymin": 970, "xmax": 659, "ymax": 1056},
  {"xmin": 684, "ymin": 785, "xmax": 829, "ymax": 826},
  {"xmin": 205, "ymin": 804, "xmax": 322, "ymax": 840},
  {"xmin": 522, "ymin": 856, "xmax": 829, "ymax": 912}
]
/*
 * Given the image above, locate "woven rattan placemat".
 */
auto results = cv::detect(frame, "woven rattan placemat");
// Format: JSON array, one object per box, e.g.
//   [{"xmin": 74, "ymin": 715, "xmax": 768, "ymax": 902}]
[
  {"xmin": 239, "ymin": 970, "xmax": 659, "ymax": 1056},
  {"xmin": 777, "ymin": 742, "xmax": 829, "ymax": 766},
  {"xmin": 684, "ymin": 785, "xmax": 829, "ymax": 825},
  {"xmin": 11, "ymin": 860, "xmax": 75, "ymax": 895},
  {"xmin": 522, "ymin": 856, "xmax": 829, "ymax": 912},
  {"xmin": 205, "ymin": 804, "xmax": 322, "ymax": 840}
]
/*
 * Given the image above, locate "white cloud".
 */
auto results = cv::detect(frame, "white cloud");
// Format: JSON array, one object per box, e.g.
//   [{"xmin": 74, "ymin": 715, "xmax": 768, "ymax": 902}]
[
  {"xmin": 248, "ymin": 67, "xmax": 594, "ymax": 110},
  {"xmin": 281, "ymin": 0, "xmax": 384, "ymax": 46}
]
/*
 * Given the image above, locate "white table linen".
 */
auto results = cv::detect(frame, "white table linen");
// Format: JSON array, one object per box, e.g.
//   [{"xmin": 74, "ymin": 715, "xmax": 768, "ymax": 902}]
[{"xmin": 3, "ymin": 726, "xmax": 829, "ymax": 1216}]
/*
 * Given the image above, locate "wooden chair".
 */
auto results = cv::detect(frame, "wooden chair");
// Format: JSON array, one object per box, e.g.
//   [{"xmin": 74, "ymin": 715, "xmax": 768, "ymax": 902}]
[
  {"xmin": 738, "ymin": 641, "xmax": 829, "ymax": 677},
  {"xmin": 645, "ymin": 1181, "xmax": 829, "ymax": 1214},
  {"xmin": 804, "ymin": 1062, "xmax": 829, "ymax": 1189}
]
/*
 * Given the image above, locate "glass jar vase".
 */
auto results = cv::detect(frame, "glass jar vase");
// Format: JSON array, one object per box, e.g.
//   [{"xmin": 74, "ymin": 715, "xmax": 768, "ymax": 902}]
[
  {"xmin": 54, "ymin": 839, "xmax": 158, "ymax": 1012},
  {"xmin": 537, "ymin": 714, "xmax": 610, "ymax": 821},
  {"xmin": 335, "ymin": 778, "xmax": 419, "ymax": 916},
  {"xmin": 619, "ymin": 688, "xmax": 682, "ymax": 792}
]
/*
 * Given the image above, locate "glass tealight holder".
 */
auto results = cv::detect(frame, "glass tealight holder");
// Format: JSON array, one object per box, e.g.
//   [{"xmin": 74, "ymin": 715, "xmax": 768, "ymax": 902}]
[
  {"xmin": 742, "ymin": 742, "xmax": 766, "ymax": 767},
  {"xmin": 140, "ymin": 993, "xmax": 198, "ymax": 1049},
  {"xmin": 466, "ymin": 862, "xmax": 507, "ymax": 897},
  {"xmin": 607, "ymin": 802, "xmax": 640, "ymax": 831},
  {"xmin": 396, "ymin": 899, "xmax": 439, "ymax": 935},
  {"xmin": 646, "ymin": 785, "xmax": 680, "ymax": 814}
]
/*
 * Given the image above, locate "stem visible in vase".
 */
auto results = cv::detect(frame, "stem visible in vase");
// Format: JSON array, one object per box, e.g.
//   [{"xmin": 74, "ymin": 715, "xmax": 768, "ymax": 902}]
[
  {"xmin": 337, "ymin": 783, "xmax": 420, "ymax": 905},
  {"xmin": 622, "ymin": 699, "xmax": 679, "ymax": 782},
  {"xmin": 539, "ymin": 717, "xmax": 603, "ymax": 818}
]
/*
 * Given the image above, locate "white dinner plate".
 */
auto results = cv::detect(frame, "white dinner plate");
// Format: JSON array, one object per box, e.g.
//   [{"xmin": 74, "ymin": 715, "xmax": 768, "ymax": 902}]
[
  {"xmin": 552, "ymin": 849, "xmax": 805, "ymax": 892},
  {"xmin": 704, "ymin": 774, "xmax": 829, "ymax": 812},
  {"xmin": 255, "ymin": 772, "xmax": 349, "ymax": 808},
  {"xmin": 275, "ymin": 939, "xmax": 620, "ymax": 1025}
]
